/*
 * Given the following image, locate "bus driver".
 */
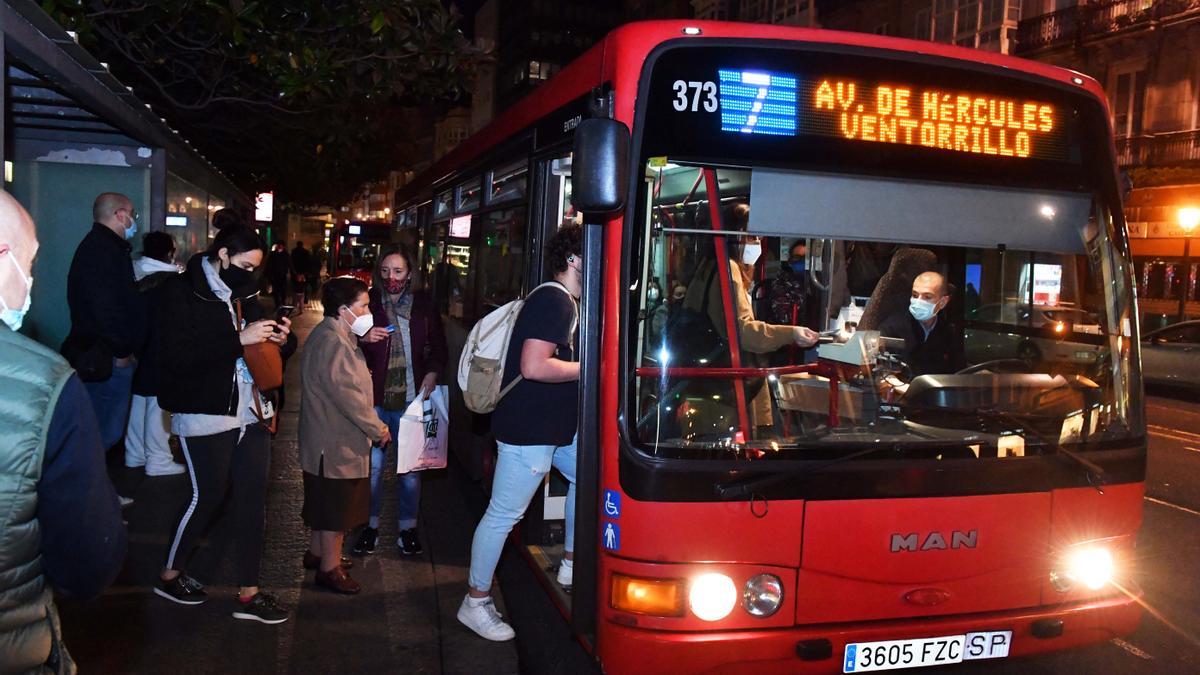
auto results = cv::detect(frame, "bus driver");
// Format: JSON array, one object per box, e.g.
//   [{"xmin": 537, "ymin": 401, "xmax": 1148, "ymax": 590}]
[{"xmin": 878, "ymin": 270, "xmax": 961, "ymax": 376}]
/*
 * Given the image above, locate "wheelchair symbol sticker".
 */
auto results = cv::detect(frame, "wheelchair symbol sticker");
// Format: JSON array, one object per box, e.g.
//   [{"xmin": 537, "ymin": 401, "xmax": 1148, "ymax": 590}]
[
  {"xmin": 602, "ymin": 522, "xmax": 620, "ymax": 551},
  {"xmin": 603, "ymin": 490, "xmax": 621, "ymax": 518}
]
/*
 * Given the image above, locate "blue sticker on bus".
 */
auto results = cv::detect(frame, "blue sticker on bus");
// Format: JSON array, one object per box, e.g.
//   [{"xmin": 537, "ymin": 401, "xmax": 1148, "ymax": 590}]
[
  {"xmin": 602, "ymin": 522, "xmax": 621, "ymax": 551},
  {"xmin": 844, "ymin": 644, "xmax": 858, "ymax": 672},
  {"xmin": 603, "ymin": 490, "xmax": 621, "ymax": 518}
]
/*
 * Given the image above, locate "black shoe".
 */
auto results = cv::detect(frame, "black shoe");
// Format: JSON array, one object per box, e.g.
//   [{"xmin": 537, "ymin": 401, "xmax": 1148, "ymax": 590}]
[
  {"xmin": 232, "ymin": 591, "xmax": 289, "ymax": 624},
  {"xmin": 352, "ymin": 527, "xmax": 378, "ymax": 556},
  {"xmin": 154, "ymin": 574, "xmax": 207, "ymax": 605},
  {"xmin": 398, "ymin": 528, "xmax": 422, "ymax": 556}
]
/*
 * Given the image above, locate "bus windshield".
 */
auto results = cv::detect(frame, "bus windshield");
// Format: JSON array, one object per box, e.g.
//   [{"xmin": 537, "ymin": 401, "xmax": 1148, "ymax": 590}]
[{"xmin": 629, "ymin": 162, "xmax": 1139, "ymax": 461}]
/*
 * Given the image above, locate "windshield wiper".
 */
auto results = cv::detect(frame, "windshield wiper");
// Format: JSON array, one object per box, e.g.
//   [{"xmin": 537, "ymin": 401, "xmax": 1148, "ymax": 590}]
[
  {"xmin": 972, "ymin": 406, "xmax": 1106, "ymax": 493},
  {"xmin": 713, "ymin": 438, "xmax": 974, "ymax": 500}
]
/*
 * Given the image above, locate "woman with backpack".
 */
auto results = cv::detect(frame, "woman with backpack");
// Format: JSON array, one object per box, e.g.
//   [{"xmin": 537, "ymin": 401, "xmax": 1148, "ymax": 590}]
[
  {"xmin": 352, "ymin": 245, "xmax": 447, "ymax": 557},
  {"xmin": 154, "ymin": 225, "xmax": 293, "ymax": 624}
]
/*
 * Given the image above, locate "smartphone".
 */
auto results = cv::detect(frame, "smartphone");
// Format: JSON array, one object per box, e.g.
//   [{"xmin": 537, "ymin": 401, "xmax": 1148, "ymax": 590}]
[{"xmin": 275, "ymin": 305, "xmax": 294, "ymax": 321}]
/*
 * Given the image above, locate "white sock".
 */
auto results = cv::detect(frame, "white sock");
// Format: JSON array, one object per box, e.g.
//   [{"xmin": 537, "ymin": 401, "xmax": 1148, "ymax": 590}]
[
  {"xmin": 561, "ymin": 558, "xmax": 573, "ymax": 568},
  {"xmin": 368, "ymin": 516, "xmax": 379, "ymax": 529},
  {"xmin": 466, "ymin": 595, "xmax": 490, "ymax": 607}
]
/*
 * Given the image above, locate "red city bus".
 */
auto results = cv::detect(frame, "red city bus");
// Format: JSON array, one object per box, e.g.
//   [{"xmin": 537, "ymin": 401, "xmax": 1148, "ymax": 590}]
[
  {"xmin": 328, "ymin": 220, "xmax": 392, "ymax": 283},
  {"xmin": 394, "ymin": 20, "xmax": 1145, "ymax": 674}
]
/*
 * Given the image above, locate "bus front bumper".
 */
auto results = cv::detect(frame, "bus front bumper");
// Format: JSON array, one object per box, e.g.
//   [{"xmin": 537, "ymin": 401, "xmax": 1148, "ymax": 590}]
[{"xmin": 599, "ymin": 591, "xmax": 1142, "ymax": 674}]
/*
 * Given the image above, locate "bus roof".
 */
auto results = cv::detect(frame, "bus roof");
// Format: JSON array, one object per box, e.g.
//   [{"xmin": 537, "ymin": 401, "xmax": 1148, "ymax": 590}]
[{"xmin": 394, "ymin": 20, "xmax": 1107, "ymax": 208}]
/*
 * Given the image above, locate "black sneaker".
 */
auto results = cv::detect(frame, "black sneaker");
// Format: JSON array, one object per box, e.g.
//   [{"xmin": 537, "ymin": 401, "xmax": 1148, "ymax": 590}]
[
  {"xmin": 352, "ymin": 526, "xmax": 378, "ymax": 556},
  {"xmin": 232, "ymin": 591, "xmax": 289, "ymax": 624},
  {"xmin": 398, "ymin": 528, "xmax": 423, "ymax": 556},
  {"xmin": 154, "ymin": 574, "xmax": 207, "ymax": 605}
]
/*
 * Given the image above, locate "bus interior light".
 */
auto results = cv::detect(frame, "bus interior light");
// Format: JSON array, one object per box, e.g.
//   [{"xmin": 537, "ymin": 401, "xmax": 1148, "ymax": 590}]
[
  {"xmin": 742, "ymin": 574, "xmax": 784, "ymax": 617},
  {"xmin": 689, "ymin": 573, "xmax": 738, "ymax": 621},
  {"xmin": 610, "ymin": 574, "xmax": 685, "ymax": 617}
]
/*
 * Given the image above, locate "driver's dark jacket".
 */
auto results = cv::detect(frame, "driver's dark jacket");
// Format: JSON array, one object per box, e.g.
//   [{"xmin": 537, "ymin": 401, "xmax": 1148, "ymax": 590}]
[{"xmin": 878, "ymin": 310, "xmax": 962, "ymax": 376}]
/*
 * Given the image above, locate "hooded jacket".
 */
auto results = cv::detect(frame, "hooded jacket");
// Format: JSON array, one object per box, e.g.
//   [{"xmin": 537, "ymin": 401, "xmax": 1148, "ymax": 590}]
[{"xmin": 156, "ymin": 254, "xmax": 293, "ymax": 415}]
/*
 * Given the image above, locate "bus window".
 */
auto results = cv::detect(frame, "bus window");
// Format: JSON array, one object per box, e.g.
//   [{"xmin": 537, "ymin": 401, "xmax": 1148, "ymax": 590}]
[
  {"xmin": 631, "ymin": 162, "xmax": 1138, "ymax": 458},
  {"xmin": 456, "ymin": 178, "xmax": 483, "ymax": 213},
  {"xmin": 488, "ymin": 160, "xmax": 528, "ymax": 205},
  {"xmin": 473, "ymin": 208, "xmax": 527, "ymax": 313},
  {"xmin": 434, "ymin": 191, "xmax": 453, "ymax": 220}
]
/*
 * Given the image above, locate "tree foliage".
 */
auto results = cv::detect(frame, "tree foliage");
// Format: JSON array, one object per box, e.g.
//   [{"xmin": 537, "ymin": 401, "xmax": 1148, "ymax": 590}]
[{"xmin": 43, "ymin": 0, "xmax": 485, "ymax": 204}]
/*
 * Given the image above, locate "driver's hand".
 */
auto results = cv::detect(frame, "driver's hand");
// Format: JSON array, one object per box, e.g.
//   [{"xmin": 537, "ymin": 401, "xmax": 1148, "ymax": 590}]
[
  {"xmin": 793, "ymin": 326, "xmax": 819, "ymax": 347},
  {"xmin": 880, "ymin": 375, "xmax": 909, "ymax": 400}
]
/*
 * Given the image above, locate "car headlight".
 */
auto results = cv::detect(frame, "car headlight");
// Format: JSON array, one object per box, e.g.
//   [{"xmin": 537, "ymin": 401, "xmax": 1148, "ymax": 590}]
[
  {"xmin": 1051, "ymin": 545, "xmax": 1115, "ymax": 592},
  {"xmin": 742, "ymin": 573, "xmax": 783, "ymax": 617},
  {"xmin": 689, "ymin": 573, "xmax": 737, "ymax": 621}
]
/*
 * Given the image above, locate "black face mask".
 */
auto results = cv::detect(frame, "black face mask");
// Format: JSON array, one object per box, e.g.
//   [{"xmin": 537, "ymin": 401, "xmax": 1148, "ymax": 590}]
[{"xmin": 220, "ymin": 263, "xmax": 255, "ymax": 292}]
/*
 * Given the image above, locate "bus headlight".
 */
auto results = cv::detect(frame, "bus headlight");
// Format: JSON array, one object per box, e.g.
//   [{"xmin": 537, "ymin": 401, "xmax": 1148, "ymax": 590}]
[
  {"xmin": 689, "ymin": 573, "xmax": 737, "ymax": 621},
  {"xmin": 742, "ymin": 574, "xmax": 783, "ymax": 617},
  {"xmin": 1051, "ymin": 545, "xmax": 1115, "ymax": 592}
]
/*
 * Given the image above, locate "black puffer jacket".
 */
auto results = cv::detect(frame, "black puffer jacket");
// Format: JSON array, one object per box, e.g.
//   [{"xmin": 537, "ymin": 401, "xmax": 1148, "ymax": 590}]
[{"xmin": 157, "ymin": 254, "xmax": 295, "ymax": 415}]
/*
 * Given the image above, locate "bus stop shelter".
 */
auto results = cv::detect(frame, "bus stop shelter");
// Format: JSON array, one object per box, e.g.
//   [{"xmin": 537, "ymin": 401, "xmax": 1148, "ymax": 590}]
[{"xmin": 1, "ymin": 0, "xmax": 249, "ymax": 350}]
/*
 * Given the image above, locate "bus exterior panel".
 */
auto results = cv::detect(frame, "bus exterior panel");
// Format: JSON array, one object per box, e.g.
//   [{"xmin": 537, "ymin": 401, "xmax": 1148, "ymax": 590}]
[
  {"xmin": 598, "ymin": 597, "xmax": 1142, "ymax": 674},
  {"xmin": 597, "ymin": 20, "xmax": 1143, "ymax": 675}
]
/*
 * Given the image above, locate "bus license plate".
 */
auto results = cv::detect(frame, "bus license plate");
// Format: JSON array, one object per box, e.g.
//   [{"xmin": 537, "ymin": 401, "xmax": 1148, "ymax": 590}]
[{"xmin": 843, "ymin": 631, "xmax": 1011, "ymax": 672}]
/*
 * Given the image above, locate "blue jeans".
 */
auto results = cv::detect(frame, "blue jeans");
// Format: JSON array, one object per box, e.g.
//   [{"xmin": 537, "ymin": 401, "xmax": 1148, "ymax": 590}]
[
  {"xmin": 468, "ymin": 435, "xmax": 576, "ymax": 592},
  {"xmin": 370, "ymin": 406, "xmax": 421, "ymax": 530},
  {"xmin": 83, "ymin": 359, "xmax": 135, "ymax": 450}
]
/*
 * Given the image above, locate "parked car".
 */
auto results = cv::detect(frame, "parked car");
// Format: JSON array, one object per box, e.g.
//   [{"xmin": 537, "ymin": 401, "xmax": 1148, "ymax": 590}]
[
  {"xmin": 1141, "ymin": 320, "xmax": 1200, "ymax": 390},
  {"xmin": 964, "ymin": 303, "xmax": 1104, "ymax": 367}
]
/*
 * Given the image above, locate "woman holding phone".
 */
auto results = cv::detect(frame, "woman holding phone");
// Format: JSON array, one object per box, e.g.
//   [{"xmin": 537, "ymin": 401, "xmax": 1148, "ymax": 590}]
[
  {"xmin": 155, "ymin": 224, "xmax": 294, "ymax": 624},
  {"xmin": 352, "ymin": 245, "xmax": 447, "ymax": 557}
]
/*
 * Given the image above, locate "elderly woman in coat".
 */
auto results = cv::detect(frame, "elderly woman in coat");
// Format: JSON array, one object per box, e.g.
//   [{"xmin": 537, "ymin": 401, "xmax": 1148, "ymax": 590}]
[{"xmin": 299, "ymin": 276, "xmax": 390, "ymax": 595}]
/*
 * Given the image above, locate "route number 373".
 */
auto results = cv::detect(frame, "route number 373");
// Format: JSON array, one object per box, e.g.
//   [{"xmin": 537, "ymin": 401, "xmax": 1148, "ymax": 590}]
[{"xmin": 672, "ymin": 80, "xmax": 718, "ymax": 112}]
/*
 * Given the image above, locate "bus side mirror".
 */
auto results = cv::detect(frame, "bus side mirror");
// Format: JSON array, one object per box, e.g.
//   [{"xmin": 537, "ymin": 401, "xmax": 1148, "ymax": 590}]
[{"xmin": 571, "ymin": 118, "xmax": 630, "ymax": 215}]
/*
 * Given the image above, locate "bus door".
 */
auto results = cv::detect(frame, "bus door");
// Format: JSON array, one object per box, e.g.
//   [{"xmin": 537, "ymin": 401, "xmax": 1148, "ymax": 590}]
[{"xmin": 518, "ymin": 149, "xmax": 590, "ymax": 614}]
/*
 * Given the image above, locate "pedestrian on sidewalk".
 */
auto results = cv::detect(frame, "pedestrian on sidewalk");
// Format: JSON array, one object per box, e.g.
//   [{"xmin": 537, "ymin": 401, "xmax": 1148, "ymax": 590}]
[
  {"xmin": 265, "ymin": 241, "xmax": 292, "ymax": 313},
  {"xmin": 299, "ymin": 277, "xmax": 391, "ymax": 595},
  {"xmin": 61, "ymin": 192, "xmax": 147, "ymax": 505},
  {"xmin": 459, "ymin": 224, "xmax": 583, "ymax": 642},
  {"xmin": 1, "ymin": 190, "xmax": 127, "ymax": 673},
  {"xmin": 352, "ymin": 245, "xmax": 447, "ymax": 557},
  {"xmin": 290, "ymin": 241, "xmax": 311, "ymax": 310},
  {"xmin": 155, "ymin": 225, "xmax": 294, "ymax": 624},
  {"xmin": 125, "ymin": 231, "xmax": 186, "ymax": 477}
]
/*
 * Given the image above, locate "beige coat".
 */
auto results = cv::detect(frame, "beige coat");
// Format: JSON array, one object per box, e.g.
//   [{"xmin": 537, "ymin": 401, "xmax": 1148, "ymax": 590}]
[
  {"xmin": 299, "ymin": 317, "xmax": 388, "ymax": 479},
  {"xmin": 684, "ymin": 258, "xmax": 796, "ymax": 427}
]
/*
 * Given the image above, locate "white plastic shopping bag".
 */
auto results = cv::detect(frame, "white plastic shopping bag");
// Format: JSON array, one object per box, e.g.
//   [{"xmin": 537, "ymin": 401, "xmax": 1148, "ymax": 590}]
[{"xmin": 396, "ymin": 385, "xmax": 449, "ymax": 474}]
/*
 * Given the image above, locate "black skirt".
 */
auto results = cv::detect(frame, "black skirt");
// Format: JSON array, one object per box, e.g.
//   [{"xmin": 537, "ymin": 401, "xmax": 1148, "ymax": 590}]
[{"xmin": 301, "ymin": 458, "xmax": 369, "ymax": 532}]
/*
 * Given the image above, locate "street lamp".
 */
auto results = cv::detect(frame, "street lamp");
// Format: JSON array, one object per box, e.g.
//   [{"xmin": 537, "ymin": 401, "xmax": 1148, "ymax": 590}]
[{"xmin": 1177, "ymin": 207, "xmax": 1200, "ymax": 321}]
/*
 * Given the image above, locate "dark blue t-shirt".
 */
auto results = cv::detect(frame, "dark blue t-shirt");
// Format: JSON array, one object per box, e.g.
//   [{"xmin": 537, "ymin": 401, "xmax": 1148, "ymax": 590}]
[{"xmin": 492, "ymin": 283, "xmax": 578, "ymax": 446}]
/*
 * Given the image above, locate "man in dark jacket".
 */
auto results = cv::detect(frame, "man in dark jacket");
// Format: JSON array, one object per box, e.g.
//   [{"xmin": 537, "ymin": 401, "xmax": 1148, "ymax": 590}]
[
  {"xmin": 290, "ymin": 241, "xmax": 312, "ymax": 308},
  {"xmin": 265, "ymin": 242, "xmax": 292, "ymax": 312},
  {"xmin": 879, "ymin": 270, "xmax": 963, "ymax": 376},
  {"xmin": 63, "ymin": 193, "xmax": 146, "ymax": 466},
  {"xmin": 1, "ymin": 190, "xmax": 127, "ymax": 673}
]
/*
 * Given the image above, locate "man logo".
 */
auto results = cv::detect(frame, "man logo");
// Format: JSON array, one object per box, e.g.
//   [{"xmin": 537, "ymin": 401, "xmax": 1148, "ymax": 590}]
[{"xmin": 891, "ymin": 530, "xmax": 978, "ymax": 552}]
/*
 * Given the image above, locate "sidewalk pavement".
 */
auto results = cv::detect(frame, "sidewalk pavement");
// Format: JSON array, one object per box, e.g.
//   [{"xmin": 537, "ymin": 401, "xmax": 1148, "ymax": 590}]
[{"xmin": 56, "ymin": 307, "xmax": 519, "ymax": 674}]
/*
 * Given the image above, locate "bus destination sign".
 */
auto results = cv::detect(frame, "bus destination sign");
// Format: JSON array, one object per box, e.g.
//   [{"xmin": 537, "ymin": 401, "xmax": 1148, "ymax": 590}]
[{"xmin": 705, "ymin": 68, "xmax": 1068, "ymax": 161}]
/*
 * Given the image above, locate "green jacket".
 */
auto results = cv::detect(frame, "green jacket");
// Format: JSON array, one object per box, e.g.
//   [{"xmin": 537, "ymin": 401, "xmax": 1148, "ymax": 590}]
[{"xmin": 0, "ymin": 325, "xmax": 76, "ymax": 675}]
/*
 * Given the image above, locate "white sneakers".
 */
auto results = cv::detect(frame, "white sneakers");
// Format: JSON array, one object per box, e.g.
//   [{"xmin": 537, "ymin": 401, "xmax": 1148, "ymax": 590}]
[
  {"xmin": 457, "ymin": 595, "xmax": 515, "ymax": 642},
  {"xmin": 556, "ymin": 558, "xmax": 573, "ymax": 587}
]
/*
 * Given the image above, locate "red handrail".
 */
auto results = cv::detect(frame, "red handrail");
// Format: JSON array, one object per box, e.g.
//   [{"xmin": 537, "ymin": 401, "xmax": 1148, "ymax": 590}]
[{"xmin": 703, "ymin": 168, "xmax": 750, "ymax": 441}]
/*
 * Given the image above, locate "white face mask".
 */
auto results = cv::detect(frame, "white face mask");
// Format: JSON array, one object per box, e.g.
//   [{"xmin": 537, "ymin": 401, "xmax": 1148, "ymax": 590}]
[
  {"xmin": 1, "ymin": 252, "xmax": 33, "ymax": 332},
  {"xmin": 343, "ymin": 305, "xmax": 374, "ymax": 337},
  {"xmin": 909, "ymin": 297, "xmax": 939, "ymax": 322},
  {"xmin": 741, "ymin": 242, "xmax": 762, "ymax": 266}
]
